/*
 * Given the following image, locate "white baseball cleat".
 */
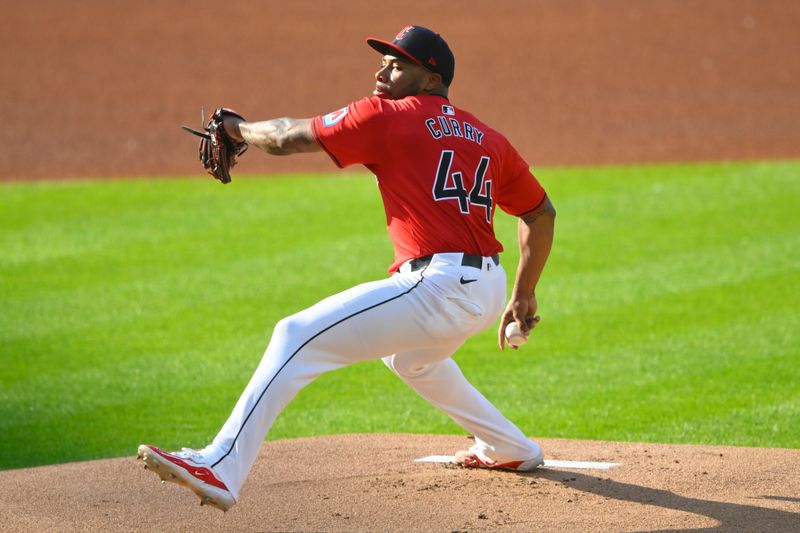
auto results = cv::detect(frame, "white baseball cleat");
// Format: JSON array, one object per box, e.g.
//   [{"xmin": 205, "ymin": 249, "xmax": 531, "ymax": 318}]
[
  {"xmin": 137, "ymin": 444, "xmax": 236, "ymax": 512},
  {"xmin": 453, "ymin": 449, "xmax": 544, "ymax": 472}
]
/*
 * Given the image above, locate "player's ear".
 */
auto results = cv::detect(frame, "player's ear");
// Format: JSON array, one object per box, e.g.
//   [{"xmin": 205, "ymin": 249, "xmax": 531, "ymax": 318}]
[{"xmin": 423, "ymin": 72, "xmax": 444, "ymax": 92}]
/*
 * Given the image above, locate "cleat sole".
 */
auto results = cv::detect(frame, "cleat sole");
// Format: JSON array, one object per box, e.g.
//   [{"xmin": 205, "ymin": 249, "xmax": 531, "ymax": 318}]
[{"xmin": 136, "ymin": 444, "xmax": 235, "ymax": 512}]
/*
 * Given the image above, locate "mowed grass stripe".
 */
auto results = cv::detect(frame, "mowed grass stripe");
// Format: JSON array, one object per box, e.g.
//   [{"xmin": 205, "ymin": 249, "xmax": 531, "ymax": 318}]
[{"xmin": 0, "ymin": 160, "xmax": 797, "ymax": 469}]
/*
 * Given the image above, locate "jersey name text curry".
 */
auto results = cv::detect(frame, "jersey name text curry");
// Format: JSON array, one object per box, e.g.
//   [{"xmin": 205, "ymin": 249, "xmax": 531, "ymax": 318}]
[{"xmin": 425, "ymin": 115, "xmax": 485, "ymax": 144}]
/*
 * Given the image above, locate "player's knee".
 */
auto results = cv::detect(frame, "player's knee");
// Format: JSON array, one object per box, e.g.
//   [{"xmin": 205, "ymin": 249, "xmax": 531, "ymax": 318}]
[
  {"xmin": 390, "ymin": 356, "xmax": 431, "ymax": 379},
  {"xmin": 271, "ymin": 315, "xmax": 304, "ymax": 344}
]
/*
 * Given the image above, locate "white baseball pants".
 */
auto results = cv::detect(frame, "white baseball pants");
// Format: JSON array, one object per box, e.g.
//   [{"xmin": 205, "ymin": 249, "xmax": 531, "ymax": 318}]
[{"xmin": 200, "ymin": 253, "xmax": 542, "ymax": 499}]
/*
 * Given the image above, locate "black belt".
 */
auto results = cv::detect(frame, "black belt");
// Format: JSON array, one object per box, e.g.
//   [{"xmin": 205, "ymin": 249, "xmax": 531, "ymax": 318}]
[{"xmin": 409, "ymin": 253, "xmax": 500, "ymax": 272}]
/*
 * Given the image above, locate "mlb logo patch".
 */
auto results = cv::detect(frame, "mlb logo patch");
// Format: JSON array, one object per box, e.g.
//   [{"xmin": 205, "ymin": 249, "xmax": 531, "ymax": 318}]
[
  {"xmin": 323, "ymin": 106, "xmax": 349, "ymax": 127},
  {"xmin": 442, "ymin": 105, "xmax": 455, "ymax": 116}
]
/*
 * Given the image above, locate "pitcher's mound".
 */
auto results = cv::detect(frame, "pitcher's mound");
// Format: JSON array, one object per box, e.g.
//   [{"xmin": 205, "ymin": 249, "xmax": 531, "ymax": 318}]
[{"xmin": 2, "ymin": 434, "xmax": 799, "ymax": 532}]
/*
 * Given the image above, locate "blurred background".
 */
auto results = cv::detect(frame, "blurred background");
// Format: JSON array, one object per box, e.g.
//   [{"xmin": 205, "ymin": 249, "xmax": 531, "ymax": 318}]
[{"xmin": 0, "ymin": 0, "xmax": 798, "ymax": 180}]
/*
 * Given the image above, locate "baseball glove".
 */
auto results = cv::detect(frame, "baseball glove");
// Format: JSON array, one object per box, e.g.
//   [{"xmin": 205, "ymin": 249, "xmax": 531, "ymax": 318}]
[{"xmin": 182, "ymin": 107, "xmax": 248, "ymax": 184}]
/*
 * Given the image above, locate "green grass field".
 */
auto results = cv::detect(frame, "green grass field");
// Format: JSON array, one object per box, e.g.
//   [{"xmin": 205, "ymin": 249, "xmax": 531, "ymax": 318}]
[{"xmin": 1, "ymin": 161, "xmax": 798, "ymax": 470}]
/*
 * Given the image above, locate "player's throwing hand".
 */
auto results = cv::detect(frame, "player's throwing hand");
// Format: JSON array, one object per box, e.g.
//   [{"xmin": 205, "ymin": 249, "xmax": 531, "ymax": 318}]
[{"xmin": 499, "ymin": 292, "xmax": 540, "ymax": 350}]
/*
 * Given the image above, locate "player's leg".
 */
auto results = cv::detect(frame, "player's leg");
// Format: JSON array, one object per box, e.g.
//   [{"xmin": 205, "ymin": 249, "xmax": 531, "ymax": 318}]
[
  {"xmin": 383, "ymin": 346, "xmax": 543, "ymax": 467},
  {"xmin": 138, "ymin": 254, "xmax": 513, "ymax": 505},
  {"xmin": 198, "ymin": 261, "xmax": 493, "ymax": 499},
  {"xmin": 138, "ymin": 274, "xmax": 429, "ymax": 508}
]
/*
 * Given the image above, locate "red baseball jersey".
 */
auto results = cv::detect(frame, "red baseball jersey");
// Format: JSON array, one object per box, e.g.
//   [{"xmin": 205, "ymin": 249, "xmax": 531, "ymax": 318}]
[{"xmin": 311, "ymin": 95, "xmax": 547, "ymax": 273}]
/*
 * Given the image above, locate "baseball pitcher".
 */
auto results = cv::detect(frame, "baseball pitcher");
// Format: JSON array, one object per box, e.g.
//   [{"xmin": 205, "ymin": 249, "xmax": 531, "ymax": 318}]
[{"xmin": 139, "ymin": 25, "xmax": 556, "ymax": 512}]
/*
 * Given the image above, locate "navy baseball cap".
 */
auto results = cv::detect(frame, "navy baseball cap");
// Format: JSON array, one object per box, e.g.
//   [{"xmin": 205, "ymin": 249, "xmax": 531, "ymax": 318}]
[{"xmin": 367, "ymin": 25, "xmax": 455, "ymax": 86}]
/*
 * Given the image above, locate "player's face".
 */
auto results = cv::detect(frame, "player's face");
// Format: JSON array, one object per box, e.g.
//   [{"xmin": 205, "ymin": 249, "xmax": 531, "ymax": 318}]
[{"xmin": 374, "ymin": 55, "xmax": 430, "ymax": 100}]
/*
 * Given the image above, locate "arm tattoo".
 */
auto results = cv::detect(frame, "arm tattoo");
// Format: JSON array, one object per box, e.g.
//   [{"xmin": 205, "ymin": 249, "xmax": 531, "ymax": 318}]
[
  {"xmin": 521, "ymin": 197, "xmax": 556, "ymax": 225},
  {"xmin": 521, "ymin": 209, "xmax": 546, "ymax": 225},
  {"xmin": 245, "ymin": 118, "xmax": 317, "ymax": 156},
  {"xmin": 261, "ymin": 118, "xmax": 293, "ymax": 155}
]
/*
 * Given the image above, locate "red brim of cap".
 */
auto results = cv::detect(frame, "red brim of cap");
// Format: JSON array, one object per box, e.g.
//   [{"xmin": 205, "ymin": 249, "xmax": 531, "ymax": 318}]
[{"xmin": 366, "ymin": 38, "xmax": 423, "ymax": 66}]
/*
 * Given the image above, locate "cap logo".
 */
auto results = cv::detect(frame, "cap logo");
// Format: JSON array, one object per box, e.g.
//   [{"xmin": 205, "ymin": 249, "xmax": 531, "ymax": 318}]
[
  {"xmin": 395, "ymin": 25, "xmax": 414, "ymax": 41},
  {"xmin": 428, "ymin": 57, "xmax": 437, "ymax": 66}
]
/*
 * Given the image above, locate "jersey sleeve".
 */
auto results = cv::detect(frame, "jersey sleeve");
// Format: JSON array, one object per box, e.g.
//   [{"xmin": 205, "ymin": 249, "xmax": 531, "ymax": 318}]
[
  {"xmin": 494, "ymin": 143, "xmax": 548, "ymax": 218},
  {"xmin": 311, "ymin": 97, "xmax": 387, "ymax": 168}
]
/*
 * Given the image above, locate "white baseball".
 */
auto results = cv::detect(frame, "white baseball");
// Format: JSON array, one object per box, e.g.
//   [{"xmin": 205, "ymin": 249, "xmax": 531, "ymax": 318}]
[{"xmin": 504, "ymin": 322, "xmax": 527, "ymax": 347}]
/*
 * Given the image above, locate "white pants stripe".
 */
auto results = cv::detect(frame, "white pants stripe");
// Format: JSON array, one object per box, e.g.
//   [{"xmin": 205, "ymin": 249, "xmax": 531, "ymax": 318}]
[{"xmin": 201, "ymin": 254, "xmax": 541, "ymax": 498}]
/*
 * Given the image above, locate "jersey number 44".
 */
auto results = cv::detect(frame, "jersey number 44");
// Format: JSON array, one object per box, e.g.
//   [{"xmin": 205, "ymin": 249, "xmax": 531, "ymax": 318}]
[{"xmin": 432, "ymin": 150, "xmax": 493, "ymax": 223}]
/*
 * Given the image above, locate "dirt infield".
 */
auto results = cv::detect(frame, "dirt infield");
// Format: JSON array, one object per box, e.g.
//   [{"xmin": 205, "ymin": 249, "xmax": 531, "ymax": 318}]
[
  {"xmin": 2, "ymin": 434, "xmax": 799, "ymax": 532},
  {"xmin": 1, "ymin": 0, "xmax": 798, "ymax": 180}
]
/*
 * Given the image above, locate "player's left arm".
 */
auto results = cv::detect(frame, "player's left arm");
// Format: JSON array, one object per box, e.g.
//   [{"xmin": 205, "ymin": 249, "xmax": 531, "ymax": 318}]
[
  {"xmin": 498, "ymin": 197, "xmax": 556, "ymax": 350},
  {"xmin": 223, "ymin": 115, "xmax": 321, "ymax": 155}
]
